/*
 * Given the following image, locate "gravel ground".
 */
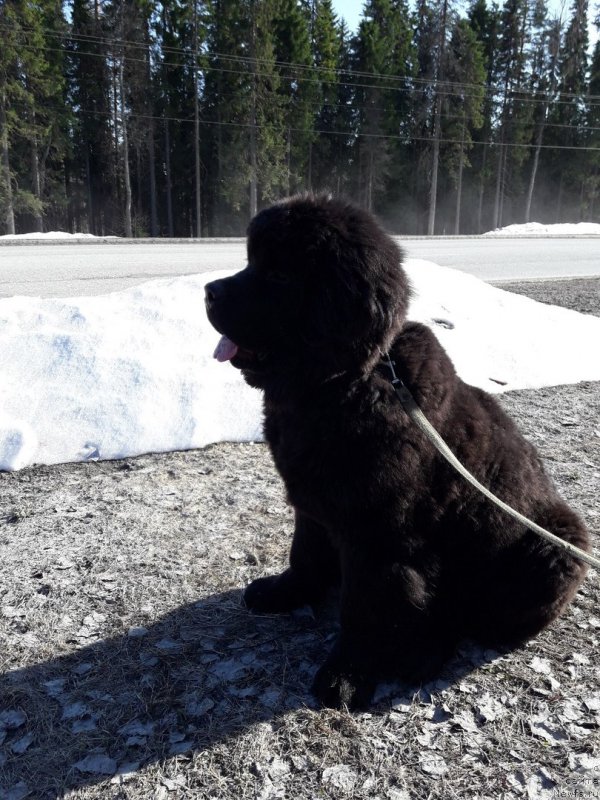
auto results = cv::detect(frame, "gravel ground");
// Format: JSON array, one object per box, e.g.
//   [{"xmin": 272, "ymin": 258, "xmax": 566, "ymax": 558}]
[{"xmin": 1, "ymin": 279, "xmax": 599, "ymax": 800}]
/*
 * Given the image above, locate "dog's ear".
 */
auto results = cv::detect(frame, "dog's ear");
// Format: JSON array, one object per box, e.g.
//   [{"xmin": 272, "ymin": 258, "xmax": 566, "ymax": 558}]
[{"xmin": 300, "ymin": 226, "xmax": 410, "ymax": 371}]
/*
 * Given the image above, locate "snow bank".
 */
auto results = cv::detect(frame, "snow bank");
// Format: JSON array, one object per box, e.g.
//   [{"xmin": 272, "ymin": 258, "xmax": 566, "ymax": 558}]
[
  {"xmin": 0, "ymin": 231, "xmax": 118, "ymax": 240},
  {"xmin": 0, "ymin": 262, "xmax": 599, "ymax": 470},
  {"xmin": 0, "ymin": 273, "xmax": 262, "ymax": 470},
  {"xmin": 407, "ymin": 259, "xmax": 600, "ymax": 392},
  {"xmin": 483, "ymin": 222, "xmax": 600, "ymax": 236}
]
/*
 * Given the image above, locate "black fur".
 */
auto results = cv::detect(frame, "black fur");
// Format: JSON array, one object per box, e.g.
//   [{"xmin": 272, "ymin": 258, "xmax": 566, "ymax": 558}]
[{"xmin": 205, "ymin": 194, "xmax": 590, "ymax": 709}]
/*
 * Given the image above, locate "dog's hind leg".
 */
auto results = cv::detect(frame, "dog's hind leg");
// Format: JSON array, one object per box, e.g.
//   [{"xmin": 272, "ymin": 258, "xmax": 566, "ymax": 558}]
[
  {"xmin": 244, "ymin": 511, "xmax": 340, "ymax": 613},
  {"xmin": 469, "ymin": 502, "xmax": 589, "ymax": 648}
]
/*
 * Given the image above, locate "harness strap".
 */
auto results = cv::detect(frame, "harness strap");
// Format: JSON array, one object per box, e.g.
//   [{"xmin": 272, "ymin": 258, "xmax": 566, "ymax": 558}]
[{"xmin": 381, "ymin": 355, "xmax": 599, "ymax": 571}]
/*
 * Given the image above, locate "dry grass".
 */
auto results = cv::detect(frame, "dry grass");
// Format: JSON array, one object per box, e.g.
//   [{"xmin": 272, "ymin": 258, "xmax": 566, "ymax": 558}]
[{"xmin": 0, "ymin": 279, "xmax": 599, "ymax": 799}]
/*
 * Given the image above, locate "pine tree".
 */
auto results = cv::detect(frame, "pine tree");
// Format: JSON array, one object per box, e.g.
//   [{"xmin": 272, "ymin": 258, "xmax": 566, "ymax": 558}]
[
  {"xmin": 2, "ymin": 0, "xmax": 599, "ymax": 235},
  {"xmin": 102, "ymin": 0, "xmax": 134, "ymax": 236},
  {"xmin": 203, "ymin": 0, "xmax": 242, "ymax": 232},
  {"xmin": 272, "ymin": 0, "xmax": 315, "ymax": 193},
  {"xmin": 425, "ymin": 0, "xmax": 452, "ymax": 234},
  {"xmin": 0, "ymin": 0, "xmax": 70, "ymax": 233},
  {"xmin": 353, "ymin": 0, "xmax": 414, "ymax": 212},
  {"xmin": 155, "ymin": 0, "xmax": 194, "ymax": 236},
  {"xmin": 33, "ymin": 0, "xmax": 70, "ymax": 232},
  {"xmin": 0, "ymin": 0, "xmax": 21, "ymax": 233},
  {"xmin": 203, "ymin": 0, "xmax": 286, "ymax": 233},
  {"xmin": 144, "ymin": 2, "xmax": 159, "ymax": 236},
  {"xmin": 523, "ymin": 9, "xmax": 561, "ymax": 222},
  {"xmin": 250, "ymin": 0, "xmax": 288, "ymax": 212},
  {"xmin": 441, "ymin": 19, "xmax": 485, "ymax": 233},
  {"xmin": 310, "ymin": 1, "xmax": 353, "ymax": 194},
  {"xmin": 587, "ymin": 14, "xmax": 600, "ymax": 219},
  {"xmin": 492, "ymin": 0, "xmax": 533, "ymax": 228},
  {"xmin": 118, "ymin": 0, "xmax": 162, "ymax": 237},
  {"xmin": 410, "ymin": 0, "xmax": 437, "ymax": 229},
  {"xmin": 547, "ymin": 0, "xmax": 590, "ymax": 220},
  {"xmin": 68, "ymin": 0, "xmax": 116, "ymax": 234},
  {"xmin": 467, "ymin": 0, "xmax": 500, "ymax": 232}
]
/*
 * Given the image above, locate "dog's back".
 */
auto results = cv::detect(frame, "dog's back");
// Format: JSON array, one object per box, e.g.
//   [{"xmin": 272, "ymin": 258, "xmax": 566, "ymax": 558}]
[{"xmin": 389, "ymin": 320, "xmax": 590, "ymax": 646}]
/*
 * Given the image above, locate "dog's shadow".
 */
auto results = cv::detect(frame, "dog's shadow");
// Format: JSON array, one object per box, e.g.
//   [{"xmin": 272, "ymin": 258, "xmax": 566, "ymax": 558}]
[{"xmin": 1, "ymin": 589, "xmax": 500, "ymax": 797}]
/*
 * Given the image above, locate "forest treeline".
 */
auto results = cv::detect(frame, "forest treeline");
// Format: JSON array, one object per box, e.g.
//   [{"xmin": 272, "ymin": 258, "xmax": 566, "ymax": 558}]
[{"xmin": 1, "ymin": 0, "xmax": 599, "ymax": 236}]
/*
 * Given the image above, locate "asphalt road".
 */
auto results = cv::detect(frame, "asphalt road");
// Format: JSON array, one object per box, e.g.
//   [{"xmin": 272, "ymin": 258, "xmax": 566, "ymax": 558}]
[{"xmin": 0, "ymin": 237, "xmax": 599, "ymax": 298}]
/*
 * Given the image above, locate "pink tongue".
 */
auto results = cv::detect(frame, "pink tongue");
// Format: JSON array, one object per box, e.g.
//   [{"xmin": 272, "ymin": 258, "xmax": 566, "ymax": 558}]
[{"xmin": 213, "ymin": 335, "xmax": 239, "ymax": 363}]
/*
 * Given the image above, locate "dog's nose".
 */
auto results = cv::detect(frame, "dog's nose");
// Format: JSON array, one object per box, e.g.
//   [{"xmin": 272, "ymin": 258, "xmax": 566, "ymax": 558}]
[{"xmin": 205, "ymin": 280, "xmax": 223, "ymax": 305}]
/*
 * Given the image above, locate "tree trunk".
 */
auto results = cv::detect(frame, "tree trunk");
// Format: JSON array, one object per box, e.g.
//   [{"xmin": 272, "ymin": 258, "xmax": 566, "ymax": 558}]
[
  {"xmin": 249, "ymin": 17, "xmax": 258, "ymax": 219},
  {"xmin": 493, "ymin": 142, "xmax": 504, "ymax": 230},
  {"xmin": 498, "ymin": 148, "xmax": 506, "ymax": 227},
  {"xmin": 525, "ymin": 122, "xmax": 544, "ymax": 223},
  {"xmin": 146, "ymin": 22, "xmax": 158, "ymax": 236},
  {"xmin": 31, "ymin": 139, "xmax": 44, "ymax": 232},
  {"xmin": 164, "ymin": 120, "xmax": 174, "ymax": 236},
  {"xmin": 555, "ymin": 173, "xmax": 563, "ymax": 223},
  {"xmin": 477, "ymin": 142, "xmax": 487, "ymax": 234},
  {"xmin": 148, "ymin": 119, "xmax": 158, "ymax": 235},
  {"xmin": 0, "ymin": 93, "xmax": 15, "ymax": 235},
  {"xmin": 250, "ymin": 116, "xmax": 258, "ymax": 217},
  {"xmin": 216, "ymin": 107, "xmax": 223, "ymax": 233},
  {"xmin": 65, "ymin": 160, "xmax": 74, "ymax": 233},
  {"xmin": 525, "ymin": 18, "xmax": 560, "ymax": 225},
  {"xmin": 193, "ymin": 0, "xmax": 201, "ymax": 237},
  {"xmin": 427, "ymin": 0, "xmax": 448, "ymax": 236},
  {"xmin": 454, "ymin": 146, "xmax": 464, "ymax": 235},
  {"xmin": 427, "ymin": 92, "xmax": 442, "ymax": 235},
  {"xmin": 589, "ymin": 165, "xmax": 598, "ymax": 220},
  {"xmin": 111, "ymin": 61, "xmax": 120, "ymax": 205},
  {"xmin": 493, "ymin": 72, "xmax": 512, "ymax": 231},
  {"xmin": 85, "ymin": 149, "xmax": 94, "ymax": 233},
  {"xmin": 194, "ymin": 96, "xmax": 201, "ymax": 235},
  {"xmin": 119, "ymin": 52, "xmax": 133, "ymax": 237},
  {"xmin": 286, "ymin": 128, "xmax": 291, "ymax": 195},
  {"xmin": 367, "ymin": 147, "xmax": 374, "ymax": 212}
]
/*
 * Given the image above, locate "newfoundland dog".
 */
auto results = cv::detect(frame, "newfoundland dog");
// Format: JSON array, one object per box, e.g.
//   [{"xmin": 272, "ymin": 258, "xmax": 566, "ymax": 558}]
[{"xmin": 205, "ymin": 194, "xmax": 590, "ymax": 709}]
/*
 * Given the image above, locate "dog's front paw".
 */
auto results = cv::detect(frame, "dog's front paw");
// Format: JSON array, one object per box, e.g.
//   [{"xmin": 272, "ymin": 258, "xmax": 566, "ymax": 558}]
[
  {"xmin": 312, "ymin": 649, "xmax": 376, "ymax": 710},
  {"xmin": 243, "ymin": 570, "xmax": 306, "ymax": 613}
]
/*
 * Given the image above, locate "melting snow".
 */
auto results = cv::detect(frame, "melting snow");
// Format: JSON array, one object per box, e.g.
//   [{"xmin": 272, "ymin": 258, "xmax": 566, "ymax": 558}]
[
  {"xmin": 483, "ymin": 221, "xmax": 600, "ymax": 236},
  {"xmin": 0, "ymin": 262, "xmax": 599, "ymax": 470}
]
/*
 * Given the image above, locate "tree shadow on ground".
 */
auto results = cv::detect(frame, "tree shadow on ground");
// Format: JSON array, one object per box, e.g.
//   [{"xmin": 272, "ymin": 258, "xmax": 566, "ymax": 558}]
[{"xmin": 0, "ymin": 589, "xmax": 502, "ymax": 798}]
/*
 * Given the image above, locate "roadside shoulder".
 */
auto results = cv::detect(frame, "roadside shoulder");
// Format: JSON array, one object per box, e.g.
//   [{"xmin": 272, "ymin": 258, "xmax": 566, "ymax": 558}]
[{"xmin": 493, "ymin": 276, "xmax": 600, "ymax": 317}]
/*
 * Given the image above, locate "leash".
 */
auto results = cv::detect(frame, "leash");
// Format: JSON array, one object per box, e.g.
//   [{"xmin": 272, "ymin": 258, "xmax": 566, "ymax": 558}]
[{"xmin": 381, "ymin": 354, "xmax": 600, "ymax": 571}]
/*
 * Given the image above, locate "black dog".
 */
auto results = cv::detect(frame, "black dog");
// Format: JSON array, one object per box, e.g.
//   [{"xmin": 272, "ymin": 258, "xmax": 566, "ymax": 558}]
[{"xmin": 205, "ymin": 194, "xmax": 590, "ymax": 709}]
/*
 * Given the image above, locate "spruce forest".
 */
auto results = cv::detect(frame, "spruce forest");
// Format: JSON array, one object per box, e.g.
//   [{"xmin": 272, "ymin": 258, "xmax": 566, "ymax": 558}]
[{"xmin": 1, "ymin": 0, "xmax": 599, "ymax": 237}]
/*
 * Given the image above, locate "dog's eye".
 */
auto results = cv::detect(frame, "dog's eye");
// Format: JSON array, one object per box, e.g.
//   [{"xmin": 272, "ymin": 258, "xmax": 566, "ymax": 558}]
[{"xmin": 267, "ymin": 270, "xmax": 291, "ymax": 285}]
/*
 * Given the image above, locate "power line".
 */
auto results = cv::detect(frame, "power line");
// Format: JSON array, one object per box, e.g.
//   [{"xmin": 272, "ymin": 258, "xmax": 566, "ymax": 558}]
[
  {"xmin": 6, "ymin": 33, "xmax": 600, "ymax": 118},
  {"xmin": 5, "ymin": 36, "xmax": 598, "ymax": 141},
  {"xmin": 3, "ymin": 21, "xmax": 600, "ymax": 106},
  {"xmin": 11, "ymin": 82, "xmax": 600, "ymax": 137},
  {"xmin": 8, "ymin": 97, "xmax": 600, "ymax": 153}
]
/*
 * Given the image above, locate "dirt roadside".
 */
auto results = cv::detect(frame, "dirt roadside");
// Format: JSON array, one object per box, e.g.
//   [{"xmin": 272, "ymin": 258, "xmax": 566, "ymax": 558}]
[{"xmin": 1, "ymin": 278, "xmax": 599, "ymax": 800}]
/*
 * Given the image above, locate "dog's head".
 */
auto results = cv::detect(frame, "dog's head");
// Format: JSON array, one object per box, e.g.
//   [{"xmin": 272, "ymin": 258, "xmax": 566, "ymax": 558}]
[{"xmin": 205, "ymin": 194, "xmax": 410, "ymax": 388}]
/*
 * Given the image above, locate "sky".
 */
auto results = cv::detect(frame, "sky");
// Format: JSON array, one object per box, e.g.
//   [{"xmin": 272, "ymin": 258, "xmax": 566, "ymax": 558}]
[
  {"xmin": 331, "ymin": 0, "xmax": 599, "ymax": 45},
  {"xmin": 331, "ymin": 0, "xmax": 580, "ymax": 29},
  {"xmin": 332, "ymin": 0, "xmax": 362, "ymax": 31},
  {"xmin": 1, "ymin": 233, "xmax": 600, "ymax": 471}
]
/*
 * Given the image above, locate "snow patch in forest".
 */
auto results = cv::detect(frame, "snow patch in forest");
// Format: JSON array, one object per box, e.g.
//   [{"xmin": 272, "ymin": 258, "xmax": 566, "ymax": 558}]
[
  {"xmin": 483, "ymin": 222, "xmax": 600, "ymax": 236},
  {"xmin": 0, "ymin": 231, "xmax": 119, "ymax": 240}
]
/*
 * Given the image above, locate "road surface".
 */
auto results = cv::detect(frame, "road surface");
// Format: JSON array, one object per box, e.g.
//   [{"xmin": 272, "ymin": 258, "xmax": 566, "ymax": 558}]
[{"xmin": 0, "ymin": 237, "xmax": 599, "ymax": 298}]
